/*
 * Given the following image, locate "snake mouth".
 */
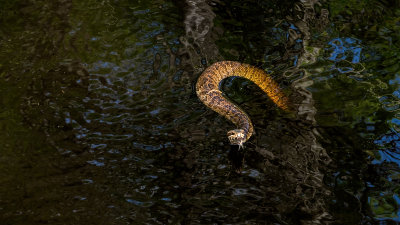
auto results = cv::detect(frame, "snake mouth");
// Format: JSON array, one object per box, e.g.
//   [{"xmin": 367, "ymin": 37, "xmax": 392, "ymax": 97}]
[{"xmin": 227, "ymin": 129, "xmax": 246, "ymax": 147}]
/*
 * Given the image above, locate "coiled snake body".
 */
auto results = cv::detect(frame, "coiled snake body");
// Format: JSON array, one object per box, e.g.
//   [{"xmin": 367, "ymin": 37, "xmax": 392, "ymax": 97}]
[{"xmin": 196, "ymin": 61, "xmax": 290, "ymax": 146}]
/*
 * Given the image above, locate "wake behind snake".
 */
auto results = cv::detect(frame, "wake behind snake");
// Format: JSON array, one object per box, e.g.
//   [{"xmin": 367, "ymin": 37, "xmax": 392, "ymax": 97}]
[{"xmin": 196, "ymin": 61, "xmax": 291, "ymax": 146}]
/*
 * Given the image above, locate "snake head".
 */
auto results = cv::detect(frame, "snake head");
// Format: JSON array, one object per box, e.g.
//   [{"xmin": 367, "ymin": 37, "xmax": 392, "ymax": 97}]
[{"xmin": 227, "ymin": 129, "xmax": 247, "ymax": 147}]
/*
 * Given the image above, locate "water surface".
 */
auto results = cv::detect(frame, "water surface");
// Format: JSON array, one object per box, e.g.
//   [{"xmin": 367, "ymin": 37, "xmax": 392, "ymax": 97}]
[{"xmin": 0, "ymin": 0, "xmax": 399, "ymax": 224}]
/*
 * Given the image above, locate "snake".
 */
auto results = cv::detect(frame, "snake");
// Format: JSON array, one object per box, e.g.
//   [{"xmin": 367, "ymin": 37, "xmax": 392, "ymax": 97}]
[{"xmin": 196, "ymin": 61, "xmax": 291, "ymax": 147}]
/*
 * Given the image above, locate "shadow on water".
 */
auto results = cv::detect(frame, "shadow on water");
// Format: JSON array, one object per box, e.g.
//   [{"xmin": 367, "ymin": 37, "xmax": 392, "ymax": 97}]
[{"xmin": 0, "ymin": 0, "xmax": 400, "ymax": 224}]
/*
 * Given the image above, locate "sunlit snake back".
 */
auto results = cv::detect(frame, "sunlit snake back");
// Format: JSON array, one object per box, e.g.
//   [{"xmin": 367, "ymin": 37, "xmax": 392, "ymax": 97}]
[{"xmin": 196, "ymin": 61, "xmax": 291, "ymax": 146}]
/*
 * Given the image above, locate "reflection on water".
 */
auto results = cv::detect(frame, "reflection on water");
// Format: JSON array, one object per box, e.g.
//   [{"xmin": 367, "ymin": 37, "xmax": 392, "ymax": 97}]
[{"xmin": 0, "ymin": 0, "xmax": 399, "ymax": 224}]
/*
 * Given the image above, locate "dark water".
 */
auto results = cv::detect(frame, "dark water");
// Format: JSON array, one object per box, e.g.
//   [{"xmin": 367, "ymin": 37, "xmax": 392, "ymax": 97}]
[{"xmin": 1, "ymin": 0, "xmax": 399, "ymax": 224}]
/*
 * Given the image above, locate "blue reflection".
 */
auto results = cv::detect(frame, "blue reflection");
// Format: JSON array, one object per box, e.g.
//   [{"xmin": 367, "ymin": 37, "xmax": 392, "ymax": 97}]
[
  {"xmin": 371, "ymin": 150, "xmax": 400, "ymax": 165},
  {"xmin": 326, "ymin": 37, "xmax": 363, "ymax": 74},
  {"xmin": 327, "ymin": 37, "xmax": 362, "ymax": 63},
  {"xmin": 293, "ymin": 55, "xmax": 298, "ymax": 66},
  {"xmin": 375, "ymin": 131, "xmax": 400, "ymax": 145},
  {"xmin": 394, "ymin": 194, "xmax": 400, "ymax": 207},
  {"xmin": 393, "ymin": 90, "xmax": 400, "ymax": 99},
  {"xmin": 374, "ymin": 130, "xmax": 400, "ymax": 166},
  {"xmin": 87, "ymin": 160, "xmax": 105, "ymax": 167},
  {"xmin": 351, "ymin": 47, "xmax": 362, "ymax": 63},
  {"xmin": 126, "ymin": 198, "xmax": 153, "ymax": 207},
  {"xmin": 391, "ymin": 118, "xmax": 400, "ymax": 126},
  {"xmin": 389, "ymin": 74, "xmax": 400, "ymax": 85},
  {"xmin": 392, "ymin": 194, "xmax": 400, "ymax": 223},
  {"xmin": 337, "ymin": 67, "xmax": 354, "ymax": 73},
  {"xmin": 328, "ymin": 38, "xmax": 346, "ymax": 61},
  {"xmin": 289, "ymin": 23, "xmax": 298, "ymax": 30}
]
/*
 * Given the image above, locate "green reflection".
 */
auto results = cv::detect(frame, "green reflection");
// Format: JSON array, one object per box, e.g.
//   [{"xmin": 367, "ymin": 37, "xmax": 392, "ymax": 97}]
[{"xmin": 308, "ymin": 0, "xmax": 400, "ymax": 222}]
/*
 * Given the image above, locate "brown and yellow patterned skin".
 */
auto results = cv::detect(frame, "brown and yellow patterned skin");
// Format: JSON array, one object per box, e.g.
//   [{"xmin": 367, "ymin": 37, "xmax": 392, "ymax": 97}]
[{"xmin": 196, "ymin": 61, "xmax": 290, "ymax": 147}]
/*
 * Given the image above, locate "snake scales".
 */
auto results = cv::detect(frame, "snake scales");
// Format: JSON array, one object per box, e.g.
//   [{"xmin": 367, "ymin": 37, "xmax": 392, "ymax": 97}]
[{"xmin": 196, "ymin": 61, "xmax": 291, "ymax": 146}]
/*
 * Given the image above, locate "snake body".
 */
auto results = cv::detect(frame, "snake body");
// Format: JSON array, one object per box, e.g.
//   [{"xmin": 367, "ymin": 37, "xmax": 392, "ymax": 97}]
[{"xmin": 196, "ymin": 61, "xmax": 290, "ymax": 146}]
